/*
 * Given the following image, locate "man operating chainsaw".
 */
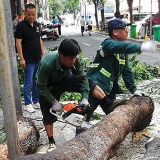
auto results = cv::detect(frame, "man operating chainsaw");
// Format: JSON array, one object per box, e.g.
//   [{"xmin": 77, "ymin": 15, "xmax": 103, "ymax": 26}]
[{"xmin": 36, "ymin": 38, "xmax": 90, "ymax": 152}]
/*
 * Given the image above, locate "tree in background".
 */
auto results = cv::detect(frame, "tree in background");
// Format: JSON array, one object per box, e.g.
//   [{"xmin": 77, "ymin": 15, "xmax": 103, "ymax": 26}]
[
  {"xmin": 87, "ymin": 0, "xmax": 107, "ymax": 30},
  {"xmin": 127, "ymin": 0, "xmax": 133, "ymax": 23},
  {"xmin": 49, "ymin": 0, "xmax": 79, "ymax": 21},
  {"xmin": 87, "ymin": 0, "xmax": 99, "ymax": 29},
  {"xmin": 114, "ymin": 0, "xmax": 120, "ymax": 18},
  {"xmin": 49, "ymin": 0, "xmax": 64, "ymax": 17}
]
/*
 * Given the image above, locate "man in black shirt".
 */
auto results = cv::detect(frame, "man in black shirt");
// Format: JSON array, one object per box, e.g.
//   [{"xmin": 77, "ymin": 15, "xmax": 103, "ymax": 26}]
[{"xmin": 15, "ymin": 3, "xmax": 44, "ymax": 113}]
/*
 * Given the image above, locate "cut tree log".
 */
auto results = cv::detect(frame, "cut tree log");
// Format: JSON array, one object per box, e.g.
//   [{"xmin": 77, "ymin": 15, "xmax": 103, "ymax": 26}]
[
  {"xmin": 15, "ymin": 96, "xmax": 154, "ymax": 160},
  {"xmin": 17, "ymin": 116, "xmax": 40, "ymax": 155},
  {"xmin": 142, "ymin": 137, "xmax": 160, "ymax": 160},
  {"xmin": 1, "ymin": 116, "xmax": 40, "ymax": 159}
]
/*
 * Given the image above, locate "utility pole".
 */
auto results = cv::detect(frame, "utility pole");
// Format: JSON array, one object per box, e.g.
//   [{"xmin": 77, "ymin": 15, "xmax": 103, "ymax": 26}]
[{"xmin": 0, "ymin": 0, "xmax": 21, "ymax": 159}]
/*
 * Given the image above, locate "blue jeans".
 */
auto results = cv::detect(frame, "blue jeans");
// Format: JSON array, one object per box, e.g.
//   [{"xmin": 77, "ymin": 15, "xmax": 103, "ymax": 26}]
[{"xmin": 23, "ymin": 63, "xmax": 39, "ymax": 105}]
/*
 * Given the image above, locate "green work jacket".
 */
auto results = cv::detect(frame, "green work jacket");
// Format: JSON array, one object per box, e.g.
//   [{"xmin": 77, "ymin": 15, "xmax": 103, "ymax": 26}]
[
  {"xmin": 36, "ymin": 51, "xmax": 89, "ymax": 103},
  {"xmin": 87, "ymin": 38, "xmax": 141, "ymax": 95}
]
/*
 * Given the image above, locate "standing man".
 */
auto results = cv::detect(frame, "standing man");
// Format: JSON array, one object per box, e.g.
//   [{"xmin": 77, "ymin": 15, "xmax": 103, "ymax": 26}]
[
  {"xmin": 86, "ymin": 18, "xmax": 155, "ymax": 121},
  {"xmin": 57, "ymin": 15, "xmax": 63, "ymax": 36},
  {"xmin": 87, "ymin": 16, "xmax": 92, "ymax": 36},
  {"xmin": 15, "ymin": 3, "xmax": 44, "ymax": 113},
  {"xmin": 80, "ymin": 16, "xmax": 85, "ymax": 36},
  {"xmin": 36, "ymin": 39, "xmax": 89, "ymax": 152}
]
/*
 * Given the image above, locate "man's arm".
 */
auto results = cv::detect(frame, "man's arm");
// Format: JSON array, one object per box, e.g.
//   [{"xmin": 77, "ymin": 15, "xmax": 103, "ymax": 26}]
[
  {"xmin": 40, "ymin": 37, "xmax": 44, "ymax": 57},
  {"xmin": 102, "ymin": 39, "xmax": 141, "ymax": 56},
  {"xmin": 16, "ymin": 38, "xmax": 26, "ymax": 69},
  {"xmin": 122, "ymin": 55, "xmax": 137, "ymax": 94}
]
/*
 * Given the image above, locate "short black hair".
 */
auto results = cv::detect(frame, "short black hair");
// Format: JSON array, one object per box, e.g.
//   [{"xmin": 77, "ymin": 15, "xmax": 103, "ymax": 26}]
[
  {"xmin": 58, "ymin": 39, "xmax": 81, "ymax": 57},
  {"xmin": 25, "ymin": 3, "xmax": 35, "ymax": 11},
  {"xmin": 53, "ymin": 16, "xmax": 55, "ymax": 19},
  {"xmin": 12, "ymin": 14, "xmax": 18, "ymax": 20}
]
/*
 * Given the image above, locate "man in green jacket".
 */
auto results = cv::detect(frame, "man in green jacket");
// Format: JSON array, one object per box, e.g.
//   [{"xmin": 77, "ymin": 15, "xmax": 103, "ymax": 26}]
[
  {"xmin": 36, "ymin": 39, "xmax": 90, "ymax": 152},
  {"xmin": 86, "ymin": 18, "xmax": 156, "ymax": 121}
]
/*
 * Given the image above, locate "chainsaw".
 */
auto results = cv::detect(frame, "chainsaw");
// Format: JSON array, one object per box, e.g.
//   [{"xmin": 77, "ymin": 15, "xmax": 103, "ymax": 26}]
[{"xmin": 49, "ymin": 103, "xmax": 92, "ymax": 129}]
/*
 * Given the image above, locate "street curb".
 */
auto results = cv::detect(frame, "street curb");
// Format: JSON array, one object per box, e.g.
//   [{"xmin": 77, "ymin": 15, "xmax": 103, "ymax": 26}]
[{"xmin": 93, "ymin": 31, "xmax": 160, "ymax": 49}]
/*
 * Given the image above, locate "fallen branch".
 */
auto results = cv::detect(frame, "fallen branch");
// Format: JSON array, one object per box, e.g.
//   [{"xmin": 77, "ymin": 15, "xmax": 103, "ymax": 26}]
[{"xmin": 15, "ymin": 96, "xmax": 154, "ymax": 160}]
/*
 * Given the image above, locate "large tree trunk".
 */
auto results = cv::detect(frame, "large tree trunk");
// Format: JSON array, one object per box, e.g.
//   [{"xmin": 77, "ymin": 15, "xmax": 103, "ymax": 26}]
[
  {"xmin": 101, "ymin": 9, "xmax": 105, "ymax": 31},
  {"xmin": 93, "ymin": 1, "xmax": 99, "ymax": 29},
  {"xmin": 15, "ymin": 96, "xmax": 154, "ymax": 160},
  {"xmin": 127, "ymin": 0, "xmax": 133, "ymax": 23},
  {"xmin": 114, "ymin": 0, "xmax": 120, "ymax": 18},
  {"xmin": 142, "ymin": 137, "xmax": 160, "ymax": 159}
]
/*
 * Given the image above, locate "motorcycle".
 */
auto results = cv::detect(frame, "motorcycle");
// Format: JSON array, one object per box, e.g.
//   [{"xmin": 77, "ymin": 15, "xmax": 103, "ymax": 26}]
[{"xmin": 40, "ymin": 24, "xmax": 59, "ymax": 40}]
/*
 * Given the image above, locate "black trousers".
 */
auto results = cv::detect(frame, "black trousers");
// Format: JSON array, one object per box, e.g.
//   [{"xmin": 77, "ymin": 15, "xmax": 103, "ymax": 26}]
[
  {"xmin": 81, "ymin": 26, "xmax": 85, "ymax": 34},
  {"xmin": 58, "ymin": 24, "xmax": 61, "ymax": 35}
]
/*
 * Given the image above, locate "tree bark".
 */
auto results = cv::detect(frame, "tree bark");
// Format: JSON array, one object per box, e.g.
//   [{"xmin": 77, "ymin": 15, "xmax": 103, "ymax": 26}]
[
  {"xmin": 127, "ymin": 0, "xmax": 133, "ymax": 23},
  {"xmin": 94, "ymin": 1, "xmax": 99, "ymax": 29},
  {"xmin": 114, "ymin": 0, "xmax": 120, "ymax": 18},
  {"xmin": 101, "ymin": 9, "xmax": 105, "ymax": 31},
  {"xmin": 15, "ymin": 96, "xmax": 154, "ymax": 160}
]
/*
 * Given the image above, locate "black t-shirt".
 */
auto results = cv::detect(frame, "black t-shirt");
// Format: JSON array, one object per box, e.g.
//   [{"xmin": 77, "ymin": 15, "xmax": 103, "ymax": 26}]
[{"xmin": 15, "ymin": 20, "xmax": 42, "ymax": 63}]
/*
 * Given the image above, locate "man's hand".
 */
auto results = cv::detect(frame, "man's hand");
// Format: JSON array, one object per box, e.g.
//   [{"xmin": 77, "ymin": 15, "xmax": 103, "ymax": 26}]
[
  {"xmin": 52, "ymin": 100, "xmax": 62, "ymax": 112},
  {"xmin": 141, "ymin": 41, "xmax": 156, "ymax": 53},
  {"xmin": 133, "ymin": 90, "xmax": 145, "ymax": 96},
  {"xmin": 20, "ymin": 59, "xmax": 26, "ymax": 69},
  {"xmin": 79, "ymin": 98, "xmax": 89, "ymax": 107},
  {"xmin": 79, "ymin": 98, "xmax": 89, "ymax": 112}
]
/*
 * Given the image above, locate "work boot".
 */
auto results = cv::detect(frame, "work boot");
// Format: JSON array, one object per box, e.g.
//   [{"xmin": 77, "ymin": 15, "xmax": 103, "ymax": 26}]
[{"xmin": 108, "ymin": 99, "xmax": 127, "ymax": 112}]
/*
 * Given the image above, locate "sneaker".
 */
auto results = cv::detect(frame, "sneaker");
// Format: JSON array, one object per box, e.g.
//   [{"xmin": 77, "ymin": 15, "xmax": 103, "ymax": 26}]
[
  {"xmin": 47, "ymin": 143, "xmax": 56, "ymax": 152},
  {"xmin": 32, "ymin": 102, "xmax": 40, "ymax": 109},
  {"xmin": 109, "ymin": 99, "xmax": 127, "ymax": 112},
  {"xmin": 24, "ymin": 104, "xmax": 35, "ymax": 113}
]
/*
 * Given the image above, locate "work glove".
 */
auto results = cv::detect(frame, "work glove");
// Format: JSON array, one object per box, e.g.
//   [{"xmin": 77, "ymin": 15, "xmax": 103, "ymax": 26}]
[
  {"xmin": 141, "ymin": 41, "xmax": 156, "ymax": 53},
  {"xmin": 52, "ymin": 100, "xmax": 62, "ymax": 113},
  {"xmin": 79, "ymin": 98, "xmax": 89, "ymax": 111},
  {"xmin": 133, "ymin": 90, "xmax": 145, "ymax": 96}
]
